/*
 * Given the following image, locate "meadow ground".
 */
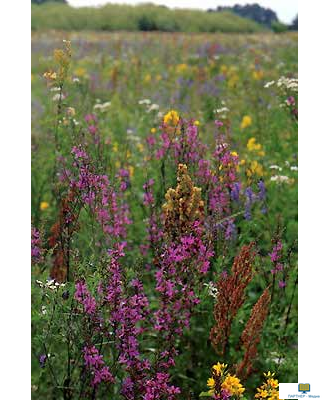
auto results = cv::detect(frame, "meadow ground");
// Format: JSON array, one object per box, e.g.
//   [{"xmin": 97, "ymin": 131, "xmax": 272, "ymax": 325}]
[{"xmin": 31, "ymin": 31, "xmax": 298, "ymax": 399}]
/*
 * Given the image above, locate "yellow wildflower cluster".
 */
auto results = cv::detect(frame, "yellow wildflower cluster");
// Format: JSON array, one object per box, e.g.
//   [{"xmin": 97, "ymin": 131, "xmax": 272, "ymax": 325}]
[
  {"xmin": 247, "ymin": 160, "xmax": 264, "ymax": 178},
  {"xmin": 74, "ymin": 67, "xmax": 87, "ymax": 78},
  {"xmin": 44, "ymin": 40, "xmax": 71, "ymax": 86},
  {"xmin": 176, "ymin": 63, "xmax": 188, "ymax": 74},
  {"xmin": 247, "ymin": 137, "xmax": 265, "ymax": 157},
  {"xmin": 241, "ymin": 115, "xmax": 252, "ymax": 129},
  {"xmin": 144, "ymin": 73, "xmax": 151, "ymax": 83},
  {"xmin": 206, "ymin": 362, "xmax": 245, "ymax": 398},
  {"xmin": 222, "ymin": 374, "xmax": 245, "ymax": 397},
  {"xmin": 221, "ymin": 65, "xmax": 240, "ymax": 88},
  {"xmin": 255, "ymin": 372, "xmax": 280, "ymax": 400},
  {"xmin": 253, "ymin": 70, "xmax": 264, "ymax": 80},
  {"xmin": 43, "ymin": 71, "xmax": 57, "ymax": 81},
  {"xmin": 163, "ymin": 164, "xmax": 204, "ymax": 237},
  {"xmin": 163, "ymin": 110, "xmax": 180, "ymax": 126},
  {"xmin": 53, "ymin": 40, "xmax": 72, "ymax": 83}
]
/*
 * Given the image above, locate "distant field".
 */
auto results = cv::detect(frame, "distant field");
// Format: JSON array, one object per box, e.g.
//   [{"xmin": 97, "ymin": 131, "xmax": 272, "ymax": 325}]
[{"xmin": 31, "ymin": 3, "xmax": 266, "ymax": 33}]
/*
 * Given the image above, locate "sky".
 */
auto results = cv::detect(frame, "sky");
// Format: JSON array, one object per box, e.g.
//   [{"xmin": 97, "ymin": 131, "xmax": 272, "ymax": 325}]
[{"xmin": 67, "ymin": 0, "xmax": 298, "ymax": 24}]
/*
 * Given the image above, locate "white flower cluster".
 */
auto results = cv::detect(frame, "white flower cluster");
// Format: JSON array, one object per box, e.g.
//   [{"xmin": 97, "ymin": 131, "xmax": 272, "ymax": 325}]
[
  {"xmin": 214, "ymin": 101, "xmax": 230, "ymax": 118},
  {"xmin": 269, "ymin": 162, "xmax": 297, "ymax": 184},
  {"xmin": 36, "ymin": 279, "xmax": 66, "ymax": 291},
  {"xmin": 270, "ymin": 175, "xmax": 290, "ymax": 183},
  {"xmin": 264, "ymin": 77, "xmax": 298, "ymax": 92},
  {"xmin": 138, "ymin": 99, "xmax": 160, "ymax": 113},
  {"xmin": 204, "ymin": 281, "xmax": 218, "ymax": 299},
  {"xmin": 94, "ymin": 100, "xmax": 111, "ymax": 112}
]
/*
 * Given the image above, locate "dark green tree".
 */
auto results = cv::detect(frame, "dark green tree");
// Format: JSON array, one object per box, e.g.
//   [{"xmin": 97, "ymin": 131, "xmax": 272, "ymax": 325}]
[
  {"xmin": 209, "ymin": 3, "xmax": 279, "ymax": 28},
  {"xmin": 289, "ymin": 15, "xmax": 298, "ymax": 31},
  {"xmin": 32, "ymin": 0, "xmax": 67, "ymax": 4}
]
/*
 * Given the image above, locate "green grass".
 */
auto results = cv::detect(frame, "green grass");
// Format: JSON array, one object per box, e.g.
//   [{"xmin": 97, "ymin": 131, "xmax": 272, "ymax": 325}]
[{"xmin": 31, "ymin": 3, "xmax": 266, "ymax": 33}]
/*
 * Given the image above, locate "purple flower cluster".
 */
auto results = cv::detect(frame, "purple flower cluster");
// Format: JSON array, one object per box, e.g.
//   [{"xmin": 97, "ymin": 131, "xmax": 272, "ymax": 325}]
[
  {"xmin": 83, "ymin": 345, "xmax": 114, "ymax": 387},
  {"xmin": 143, "ymin": 372, "xmax": 181, "ymax": 400},
  {"xmin": 74, "ymin": 280, "xmax": 97, "ymax": 315},
  {"xmin": 31, "ymin": 227, "xmax": 42, "ymax": 262},
  {"xmin": 154, "ymin": 119, "xmax": 206, "ymax": 165},
  {"xmin": 85, "ymin": 113, "xmax": 100, "ymax": 144},
  {"xmin": 154, "ymin": 221, "xmax": 213, "ymax": 335},
  {"xmin": 269, "ymin": 240, "xmax": 287, "ymax": 289},
  {"xmin": 142, "ymin": 179, "xmax": 163, "ymax": 256},
  {"xmin": 70, "ymin": 145, "xmax": 131, "ymax": 238}
]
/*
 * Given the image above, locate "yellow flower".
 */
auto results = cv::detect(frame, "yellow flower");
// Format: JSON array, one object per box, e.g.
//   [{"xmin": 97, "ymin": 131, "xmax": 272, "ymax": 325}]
[
  {"xmin": 43, "ymin": 71, "xmax": 57, "ymax": 81},
  {"xmin": 137, "ymin": 143, "xmax": 144, "ymax": 153},
  {"xmin": 74, "ymin": 67, "xmax": 87, "ymax": 78},
  {"xmin": 66, "ymin": 107, "xmax": 76, "ymax": 117},
  {"xmin": 126, "ymin": 150, "xmax": 132, "ymax": 159},
  {"xmin": 150, "ymin": 127, "xmax": 157, "ymax": 134},
  {"xmin": 220, "ymin": 64, "xmax": 228, "ymax": 74},
  {"xmin": 241, "ymin": 115, "xmax": 252, "ymax": 129},
  {"xmin": 40, "ymin": 201, "xmax": 49, "ymax": 211},
  {"xmin": 176, "ymin": 63, "xmax": 188, "ymax": 74},
  {"xmin": 163, "ymin": 110, "xmax": 180, "ymax": 126},
  {"xmin": 207, "ymin": 377, "xmax": 215, "ymax": 389},
  {"xmin": 128, "ymin": 166, "xmax": 134, "ymax": 177},
  {"xmin": 231, "ymin": 151, "xmax": 238, "ymax": 157},
  {"xmin": 228, "ymin": 74, "xmax": 239, "ymax": 88},
  {"xmin": 212, "ymin": 362, "xmax": 227, "ymax": 376},
  {"xmin": 257, "ymin": 389, "xmax": 269, "ymax": 398},
  {"xmin": 222, "ymin": 374, "xmax": 245, "ymax": 396},
  {"xmin": 115, "ymin": 160, "xmax": 121, "ymax": 169},
  {"xmin": 240, "ymin": 159, "xmax": 246, "ymax": 165},
  {"xmin": 112, "ymin": 142, "xmax": 119, "ymax": 153},
  {"xmin": 253, "ymin": 70, "xmax": 264, "ymax": 80},
  {"xmin": 267, "ymin": 378, "xmax": 279, "ymax": 389},
  {"xmin": 144, "ymin": 74, "xmax": 151, "ymax": 83},
  {"xmin": 247, "ymin": 160, "xmax": 264, "ymax": 177},
  {"xmin": 194, "ymin": 120, "xmax": 200, "ymax": 126},
  {"xmin": 247, "ymin": 137, "xmax": 256, "ymax": 150}
]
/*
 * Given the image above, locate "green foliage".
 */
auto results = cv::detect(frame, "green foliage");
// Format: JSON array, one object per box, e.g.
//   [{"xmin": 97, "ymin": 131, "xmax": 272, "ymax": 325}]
[
  {"xmin": 271, "ymin": 21, "xmax": 289, "ymax": 33},
  {"xmin": 210, "ymin": 3, "xmax": 279, "ymax": 27},
  {"xmin": 31, "ymin": 3, "xmax": 265, "ymax": 33}
]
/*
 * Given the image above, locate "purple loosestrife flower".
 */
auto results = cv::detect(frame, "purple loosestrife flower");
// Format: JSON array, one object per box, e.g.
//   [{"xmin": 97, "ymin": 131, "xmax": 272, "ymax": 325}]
[
  {"xmin": 31, "ymin": 227, "xmax": 42, "ymax": 262},
  {"xmin": 278, "ymin": 280, "xmax": 286, "ymax": 289},
  {"xmin": 39, "ymin": 354, "xmax": 47, "ymax": 368},
  {"xmin": 142, "ymin": 179, "xmax": 163, "ymax": 256},
  {"xmin": 143, "ymin": 373, "xmax": 180, "ymax": 400},
  {"xmin": 269, "ymin": 241, "xmax": 283, "ymax": 263},
  {"xmin": 83, "ymin": 346, "xmax": 114, "ymax": 387},
  {"xmin": 74, "ymin": 280, "xmax": 97, "ymax": 315},
  {"xmin": 70, "ymin": 145, "xmax": 131, "ymax": 238}
]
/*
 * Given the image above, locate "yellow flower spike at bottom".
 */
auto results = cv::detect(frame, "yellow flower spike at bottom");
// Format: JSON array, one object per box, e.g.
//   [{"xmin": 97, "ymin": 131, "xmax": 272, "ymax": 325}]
[
  {"xmin": 40, "ymin": 201, "xmax": 49, "ymax": 211},
  {"xmin": 207, "ymin": 377, "xmax": 215, "ymax": 389}
]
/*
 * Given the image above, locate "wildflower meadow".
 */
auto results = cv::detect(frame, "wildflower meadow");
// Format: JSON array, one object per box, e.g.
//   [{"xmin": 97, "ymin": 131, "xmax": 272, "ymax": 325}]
[{"xmin": 31, "ymin": 30, "xmax": 298, "ymax": 399}]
